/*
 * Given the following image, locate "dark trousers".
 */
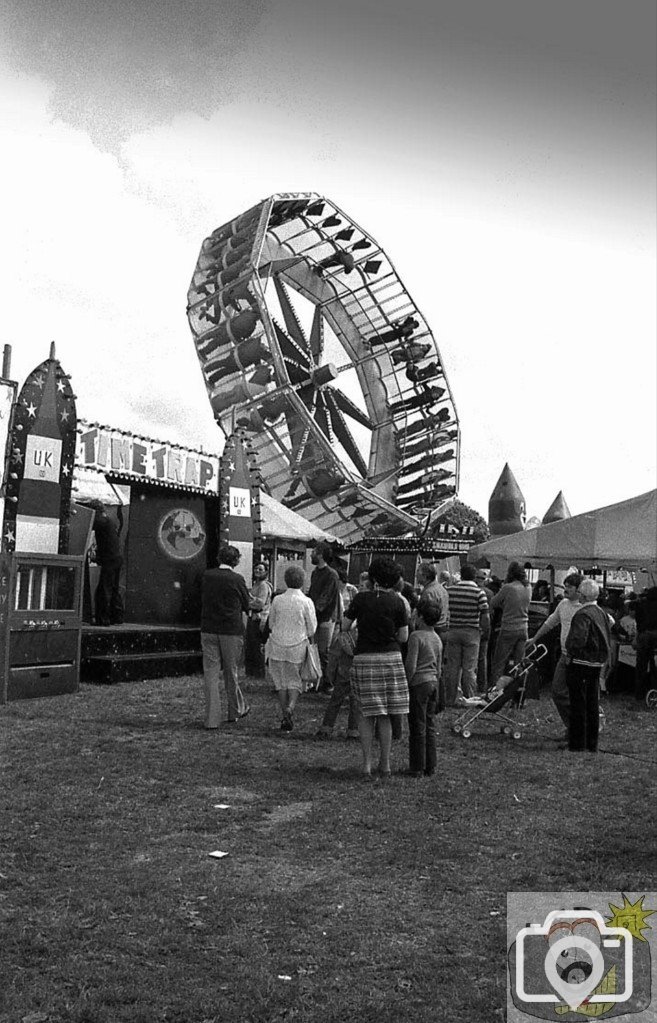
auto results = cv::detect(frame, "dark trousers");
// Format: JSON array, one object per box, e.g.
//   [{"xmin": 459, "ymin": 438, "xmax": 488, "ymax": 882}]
[
  {"xmin": 635, "ymin": 630, "xmax": 657, "ymax": 699},
  {"xmin": 566, "ymin": 663, "xmax": 600, "ymax": 751},
  {"xmin": 408, "ymin": 681, "xmax": 438, "ymax": 775},
  {"xmin": 321, "ymin": 659, "xmax": 358, "ymax": 732},
  {"xmin": 476, "ymin": 635, "xmax": 489, "ymax": 692},
  {"xmin": 95, "ymin": 558, "xmax": 123, "ymax": 626},
  {"xmin": 436, "ymin": 627, "xmax": 449, "ymax": 711},
  {"xmin": 244, "ymin": 617, "xmax": 266, "ymax": 677}
]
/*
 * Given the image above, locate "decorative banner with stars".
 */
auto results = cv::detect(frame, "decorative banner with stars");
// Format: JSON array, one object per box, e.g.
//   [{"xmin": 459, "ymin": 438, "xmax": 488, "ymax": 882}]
[
  {"xmin": 218, "ymin": 431, "xmax": 262, "ymax": 580},
  {"xmin": 1, "ymin": 352, "xmax": 77, "ymax": 555}
]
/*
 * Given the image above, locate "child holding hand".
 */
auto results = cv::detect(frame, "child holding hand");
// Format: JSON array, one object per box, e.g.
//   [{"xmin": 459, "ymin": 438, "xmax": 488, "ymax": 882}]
[{"xmin": 404, "ymin": 602, "xmax": 443, "ymax": 777}]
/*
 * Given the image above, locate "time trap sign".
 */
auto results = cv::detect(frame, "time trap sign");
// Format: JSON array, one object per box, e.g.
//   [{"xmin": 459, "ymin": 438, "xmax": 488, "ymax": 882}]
[{"xmin": 77, "ymin": 422, "xmax": 219, "ymax": 494}]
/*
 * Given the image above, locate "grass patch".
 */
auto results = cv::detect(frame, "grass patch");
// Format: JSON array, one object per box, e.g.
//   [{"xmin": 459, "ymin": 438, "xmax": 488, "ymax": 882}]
[{"xmin": 1, "ymin": 675, "xmax": 655, "ymax": 1022}]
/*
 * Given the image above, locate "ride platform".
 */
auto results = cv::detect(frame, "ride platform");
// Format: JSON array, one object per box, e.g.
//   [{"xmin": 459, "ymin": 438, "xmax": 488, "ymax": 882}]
[{"xmin": 81, "ymin": 623, "xmax": 202, "ymax": 685}]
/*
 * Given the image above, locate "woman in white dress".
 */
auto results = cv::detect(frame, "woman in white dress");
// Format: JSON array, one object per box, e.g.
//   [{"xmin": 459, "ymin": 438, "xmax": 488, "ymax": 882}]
[{"xmin": 266, "ymin": 565, "xmax": 317, "ymax": 731}]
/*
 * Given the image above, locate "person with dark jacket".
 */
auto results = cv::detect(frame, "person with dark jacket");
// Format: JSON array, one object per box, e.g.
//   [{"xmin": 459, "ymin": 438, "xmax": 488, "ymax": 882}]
[
  {"xmin": 634, "ymin": 586, "xmax": 657, "ymax": 701},
  {"xmin": 308, "ymin": 541, "xmax": 341, "ymax": 692},
  {"xmin": 200, "ymin": 545, "xmax": 251, "ymax": 728},
  {"xmin": 92, "ymin": 503, "xmax": 124, "ymax": 626},
  {"xmin": 564, "ymin": 579, "xmax": 612, "ymax": 752}
]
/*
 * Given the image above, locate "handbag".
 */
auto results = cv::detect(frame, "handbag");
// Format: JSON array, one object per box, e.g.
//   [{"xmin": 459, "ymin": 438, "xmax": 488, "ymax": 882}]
[{"xmin": 300, "ymin": 640, "xmax": 322, "ymax": 683}]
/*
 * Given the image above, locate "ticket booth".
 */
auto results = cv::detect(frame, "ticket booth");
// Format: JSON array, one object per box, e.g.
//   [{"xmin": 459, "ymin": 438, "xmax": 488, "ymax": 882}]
[{"xmin": 0, "ymin": 551, "xmax": 85, "ymax": 702}]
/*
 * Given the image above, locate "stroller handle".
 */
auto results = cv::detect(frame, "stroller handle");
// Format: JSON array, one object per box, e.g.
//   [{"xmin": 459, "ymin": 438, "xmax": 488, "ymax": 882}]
[{"xmin": 525, "ymin": 642, "xmax": 548, "ymax": 664}]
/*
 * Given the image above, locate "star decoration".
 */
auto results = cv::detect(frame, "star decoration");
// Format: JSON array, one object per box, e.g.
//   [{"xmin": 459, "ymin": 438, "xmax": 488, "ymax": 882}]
[
  {"xmin": 57, "ymin": 379, "xmax": 66, "ymax": 393},
  {"xmin": 60, "ymin": 408, "xmax": 70, "ymax": 422},
  {"xmin": 26, "ymin": 402, "xmax": 37, "ymax": 418},
  {"xmin": 61, "ymin": 464, "xmax": 70, "ymax": 476},
  {"xmin": 4, "ymin": 528, "xmax": 15, "ymax": 543},
  {"xmin": 228, "ymin": 460, "xmax": 236, "ymax": 472},
  {"xmin": 11, "ymin": 450, "xmax": 23, "ymax": 465},
  {"xmin": 34, "ymin": 375, "xmax": 45, "ymax": 389}
]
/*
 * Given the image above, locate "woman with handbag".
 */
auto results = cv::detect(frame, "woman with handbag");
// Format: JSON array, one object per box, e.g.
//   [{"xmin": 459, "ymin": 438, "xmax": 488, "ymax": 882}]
[{"xmin": 265, "ymin": 565, "xmax": 318, "ymax": 731}]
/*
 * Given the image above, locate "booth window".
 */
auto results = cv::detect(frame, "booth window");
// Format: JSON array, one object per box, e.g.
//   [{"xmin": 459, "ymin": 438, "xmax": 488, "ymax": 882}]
[{"xmin": 14, "ymin": 565, "xmax": 76, "ymax": 611}]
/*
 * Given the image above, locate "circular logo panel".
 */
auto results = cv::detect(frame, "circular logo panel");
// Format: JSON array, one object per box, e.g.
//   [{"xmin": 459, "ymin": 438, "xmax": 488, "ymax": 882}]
[{"xmin": 157, "ymin": 508, "xmax": 206, "ymax": 561}]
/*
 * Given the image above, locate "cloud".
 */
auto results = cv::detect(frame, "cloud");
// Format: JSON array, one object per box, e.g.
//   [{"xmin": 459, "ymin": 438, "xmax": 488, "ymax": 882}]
[
  {"xmin": 0, "ymin": 0, "xmax": 266, "ymax": 149},
  {"xmin": 0, "ymin": 0, "xmax": 654, "ymax": 521},
  {"xmin": 0, "ymin": 71, "xmax": 220, "ymax": 451}
]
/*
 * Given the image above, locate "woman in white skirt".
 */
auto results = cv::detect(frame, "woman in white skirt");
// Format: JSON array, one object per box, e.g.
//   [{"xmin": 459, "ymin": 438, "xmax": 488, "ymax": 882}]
[{"xmin": 266, "ymin": 565, "xmax": 317, "ymax": 731}]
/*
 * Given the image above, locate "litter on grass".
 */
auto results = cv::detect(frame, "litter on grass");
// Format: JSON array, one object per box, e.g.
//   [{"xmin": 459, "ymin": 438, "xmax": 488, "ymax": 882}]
[
  {"xmin": 277, "ymin": 975, "xmax": 292, "ymax": 982},
  {"xmin": 213, "ymin": 804, "xmax": 230, "ymax": 809},
  {"xmin": 208, "ymin": 850, "xmax": 229, "ymax": 859}
]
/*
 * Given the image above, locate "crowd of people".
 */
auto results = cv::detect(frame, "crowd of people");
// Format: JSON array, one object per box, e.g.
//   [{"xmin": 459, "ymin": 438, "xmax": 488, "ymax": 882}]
[{"xmin": 199, "ymin": 543, "xmax": 657, "ymax": 775}]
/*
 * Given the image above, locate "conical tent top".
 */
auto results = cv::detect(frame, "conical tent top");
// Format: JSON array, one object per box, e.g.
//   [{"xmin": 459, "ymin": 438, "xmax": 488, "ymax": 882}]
[
  {"xmin": 488, "ymin": 463, "xmax": 526, "ymax": 536},
  {"xmin": 542, "ymin": 490, "xmax": 571, "ymax": 524},
  {"xmin": 489, "ymin": 463, "xmax": 524, "ymax": 501}
]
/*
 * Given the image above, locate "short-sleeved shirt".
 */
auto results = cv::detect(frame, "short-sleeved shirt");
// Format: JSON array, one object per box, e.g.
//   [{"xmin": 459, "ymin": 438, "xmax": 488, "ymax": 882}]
[
  {"xmin": 445, "ymin": 580, "xmax": 488, "ymax": 630},
  {"xmin": 344, "ymin": 589, "xmax": 408, "ymax": 655},
  {"xmin": 201, "ymin": 567, "xmax": 250, "ymax": 635}
]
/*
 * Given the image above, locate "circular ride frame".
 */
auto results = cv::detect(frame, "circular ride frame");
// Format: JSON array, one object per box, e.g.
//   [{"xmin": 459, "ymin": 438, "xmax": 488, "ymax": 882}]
[{"xmin": 187, "ymin": 192, "xmax": 460, "ymax": 544}]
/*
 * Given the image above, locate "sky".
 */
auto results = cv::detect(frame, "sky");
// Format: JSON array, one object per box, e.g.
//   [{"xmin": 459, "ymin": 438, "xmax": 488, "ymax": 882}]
[{"xmin": 1, "ymin": 0, "xmax": 655, "ymax": 523}]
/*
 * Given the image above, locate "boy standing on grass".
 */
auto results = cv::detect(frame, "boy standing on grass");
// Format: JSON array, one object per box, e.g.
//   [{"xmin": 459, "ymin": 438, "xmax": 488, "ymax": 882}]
[{"xmin": 404, "ymin": 602, "xmax": 443, "ymax": 777}]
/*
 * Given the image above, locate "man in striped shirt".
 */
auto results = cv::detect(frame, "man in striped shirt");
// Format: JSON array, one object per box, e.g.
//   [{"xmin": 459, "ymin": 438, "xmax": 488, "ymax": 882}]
[{"xmin": 444, "ymin": 565, "xmax": 490, "ymax": 705}]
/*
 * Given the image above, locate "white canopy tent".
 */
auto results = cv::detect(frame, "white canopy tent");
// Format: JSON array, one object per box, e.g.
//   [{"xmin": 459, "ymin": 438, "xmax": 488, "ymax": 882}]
[
  {"xmin": 259, "ymin": 491, "xmax": 335, "ymax": 543},
  {"xmin": 468, "ymin": 490, "xmax": 657, "ymax": 585}
]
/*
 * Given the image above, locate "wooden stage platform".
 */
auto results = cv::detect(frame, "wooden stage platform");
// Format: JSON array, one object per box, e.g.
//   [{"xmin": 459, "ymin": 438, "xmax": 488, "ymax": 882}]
[{"xmin": 81, "ymin": 623, "xmax": 202, "ymax": 684}]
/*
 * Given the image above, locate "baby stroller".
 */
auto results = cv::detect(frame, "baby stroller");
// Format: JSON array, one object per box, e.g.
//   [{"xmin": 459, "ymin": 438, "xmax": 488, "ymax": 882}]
[{"xmin": 451, "ymin": 644, "xmax": 548, "ymax": 740}]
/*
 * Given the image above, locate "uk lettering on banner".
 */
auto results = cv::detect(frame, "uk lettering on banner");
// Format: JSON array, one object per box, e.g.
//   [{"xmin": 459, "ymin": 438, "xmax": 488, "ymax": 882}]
[{"xmin": 229, "ymin": 487, "xmax": 250, "ymax": 518}]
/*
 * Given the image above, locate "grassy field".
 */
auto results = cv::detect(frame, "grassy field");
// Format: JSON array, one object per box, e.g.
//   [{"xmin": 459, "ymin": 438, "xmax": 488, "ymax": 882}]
[{"xmin": 1, "ymin": 674, "xmax": 655, "ymax": 1023}]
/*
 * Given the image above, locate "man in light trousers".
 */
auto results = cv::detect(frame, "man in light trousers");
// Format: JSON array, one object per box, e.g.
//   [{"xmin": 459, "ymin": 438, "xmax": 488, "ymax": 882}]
[{"xmin": 200, "ymin": 545, "xmax": 251, "ymax": 727}]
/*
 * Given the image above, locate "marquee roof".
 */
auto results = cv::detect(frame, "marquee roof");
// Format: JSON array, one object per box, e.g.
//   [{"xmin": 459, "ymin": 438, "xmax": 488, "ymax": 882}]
[
  {"xmin": 259, "ymin": 492, "xmax": 336, "ymax": 543},
  {"xmin": 468, "ymin": 490, "xmax": 657, "ymax": 571}
]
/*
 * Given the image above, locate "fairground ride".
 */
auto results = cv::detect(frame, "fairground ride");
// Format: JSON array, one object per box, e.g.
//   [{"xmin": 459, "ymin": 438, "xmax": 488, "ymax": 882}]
[{"xmin": 187, "ymin": 193, "xmax": 460, "ymax": 544}]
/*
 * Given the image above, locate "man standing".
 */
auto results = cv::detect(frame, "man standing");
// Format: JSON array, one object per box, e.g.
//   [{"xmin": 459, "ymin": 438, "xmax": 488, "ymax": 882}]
[
  {"xmin": 564, "ymin": 579, "xmax": 611, "ymax": 752},
  {"xmin": 200, "ymin": 545, "xmax": 251, "ymax": 728},
  {"xmin": 416, "ymin": 562, "xmax": 449, "ymax": 644},
  {"xmin": 91, "ymin": 502, "xmax": 124, "ymax": 626},
  {"xmin": 530, "ymin": 573, "xmax": 583, "ymax": 736},
  {"xmin": 308, "ymin": 541, "xmax": 341, "ymax": 692},
  {"xmin": 444, "ymin": 565, "xmax": 490, "ymax": 705},
  {"xmin": 634, "ymin": 586, "xmax": 657, "ymax": 703}
]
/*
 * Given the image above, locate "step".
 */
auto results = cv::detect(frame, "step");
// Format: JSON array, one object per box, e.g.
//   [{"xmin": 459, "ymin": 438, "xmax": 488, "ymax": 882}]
[
  {"xmin": 82, "ymin": 627, "xmax": 201, "ymax": 658},
  {"xmin": 82, "ymin": 649, "xmax": 202, "ymax": 685}
]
